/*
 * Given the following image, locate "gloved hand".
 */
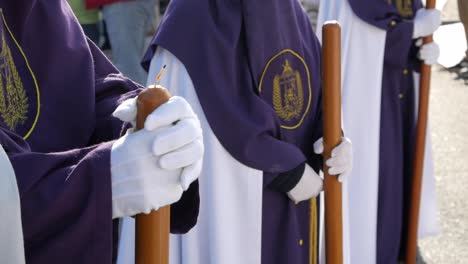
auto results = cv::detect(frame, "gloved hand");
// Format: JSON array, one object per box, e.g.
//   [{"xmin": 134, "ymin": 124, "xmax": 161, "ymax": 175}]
[
  {"xmin": 287, "ymin": 164, "xmax": 323, "ymax": 203},
  {"xmin": 313, "ymin": 137, "xmax": 352, "ymax": 182},
  {"xmin": 113, "ymin": 97, "xmax": 137, "ymax": 127},
  {"xmin": 114, "ymin": 95, "xmax": 204, "ymax": 190},
  {"xmin": 286, "ymin": 137, "xmax": 353, "ymax": 203},
  {"xmin": 417, "ymin": 41, "xmax": 440, "ymax": 65},
  {"xmin": 111, "ymin": 95, "xmax": 204, "ymax": 219},
  {"xmin": 412, "ymin": 8, "xmax": 441, "ymax": 39}
]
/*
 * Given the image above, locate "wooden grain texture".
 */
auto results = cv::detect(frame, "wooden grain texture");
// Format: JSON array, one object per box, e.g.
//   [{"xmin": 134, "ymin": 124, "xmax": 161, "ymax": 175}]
[
  {"xmin": 322, "ymin": 21, "xmax": 343, "ymax": 264},
  {"xmin": 135, "ymin": 87, "xmax": 172, "ymax": 264},
  {"xmin": 405, "ymin": 0, "xmax": 436, "ymax": 263}
]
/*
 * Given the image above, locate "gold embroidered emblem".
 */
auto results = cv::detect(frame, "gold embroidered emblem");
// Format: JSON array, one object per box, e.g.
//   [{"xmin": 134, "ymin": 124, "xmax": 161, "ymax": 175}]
[
  {"xmin": 273, "ymin": 60, "xmax": 304, "ymax": 122},
  {"xmin": 0, "ymin": 32, "xmax": 28, "ymax": 131},
  {"xmin": 394, "ymin": 0, "xmax": 413, "ymax": 17},
  {"xmin": 259, "ymin": 49, "xmax": 312, "ymax": 130}
]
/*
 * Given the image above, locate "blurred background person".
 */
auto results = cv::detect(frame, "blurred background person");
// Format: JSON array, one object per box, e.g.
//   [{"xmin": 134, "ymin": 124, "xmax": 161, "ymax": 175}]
[
  {"xmin": 301, "ymin": 0, "xmax": 320, "ymax": 31},
  {"xmin": 68, "ymin": 0, "xmax": 100, "ymax": 44},
  {"xmin": 85, "ymin": 0, "xmax": 158, "ymax": 85}
]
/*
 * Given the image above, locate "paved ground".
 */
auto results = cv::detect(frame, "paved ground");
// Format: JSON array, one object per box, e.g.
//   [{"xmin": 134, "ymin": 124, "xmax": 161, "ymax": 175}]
[
  {"xmin": 441, "ymin": 0, "xmax": 459, "ymax": 22},
  {"xmin": 418, "ymin": 1, "xmax": 468, "ymax": 263},
  {"xmin": 419, "ymin": 65, "xmax": 468, "ymax": 263}
]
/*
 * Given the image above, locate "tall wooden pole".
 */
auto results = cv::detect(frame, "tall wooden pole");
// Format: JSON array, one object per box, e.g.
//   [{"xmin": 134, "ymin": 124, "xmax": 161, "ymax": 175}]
[
  {"xmin": 406, "ymin": 0, "xmax": 436, "ymax": 264},
  {"xmin": 322, "ymin": 21, "xmax": 343, "ymax": 264},
  {"xmin": 135, "ymin": 87, "xmax": 172, "ymax": 264},
  {"xmin": 405, "ymin": 1, "xmax": 436, "ymax": 263}
]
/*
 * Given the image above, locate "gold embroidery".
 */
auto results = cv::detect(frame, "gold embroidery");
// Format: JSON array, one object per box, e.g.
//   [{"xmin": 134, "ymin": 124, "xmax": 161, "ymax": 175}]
[
  {"xmin": 0, "ymin": 29, "xmax": 28, "ymax": 131},
  {"xmin": 1, "ymin": 12, "xmax": 40, "ymax": 139},
  {"xmin": 394, "ymin": 0, "xmax": 413, "ymax": 17},
  {"xmin": 259, "ymin": 49, "xmax": 312, "ymax": 130},
  {"xmin": 309, "ymin": 198, "xmax": 317, "ymax": 264},
  {"xmin": 273, "ymin": 60, "xmax": 304, "ymax": 122}
]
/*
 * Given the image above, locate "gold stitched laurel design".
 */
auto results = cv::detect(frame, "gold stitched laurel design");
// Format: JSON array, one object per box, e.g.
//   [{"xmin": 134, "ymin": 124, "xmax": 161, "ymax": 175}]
[
  {"xmin": 258, "ymin": 49, "xmax": 312, "ymax": 130},
  {"xmin": 395, "ymin": 0, "xmax": 413, "ymax": 17},
  {"xmin": 272, "ymin": 62, "xmax": 304, "ymax": 122},
  {"xmin": 273, "ymin": 75, "xmax": 287, "ymax": 120},
  {"xmin": 296, "ymin": 70, "xmax": 304, "ymax": 117},
  {"xmin": 386, "ymin": 0, "xmax": 413, "ymax": 17},
  {"xmin": 0, "ymin": 32, "xmax": 28, "ymax": 131}
]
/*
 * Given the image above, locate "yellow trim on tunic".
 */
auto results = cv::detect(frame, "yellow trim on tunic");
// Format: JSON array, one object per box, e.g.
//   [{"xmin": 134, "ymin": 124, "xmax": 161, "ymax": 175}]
[
  {"xmin": 258, "ymin": 49, "xmax": 312, "ymax": 130},
  {"xmin": 309, "ymin": 198, "xmax": 317, "ymax": 264},
  {"xmin": 1, "ymin": 12, "xmax": 41, "ymax": 140}
]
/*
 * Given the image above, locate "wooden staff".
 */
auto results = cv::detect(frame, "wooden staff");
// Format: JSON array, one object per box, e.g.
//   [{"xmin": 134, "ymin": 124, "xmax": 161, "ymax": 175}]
[
  {"xmin": 135, "ymin": 83, "xmax": 172, "ymax": 264},
  {"xmin": 405, "ymin": 0, "xmax": 436, "ymax": 263},
  {"xmin": 322, "ymin": 21, "xmax": 343, "ymax": 264}
]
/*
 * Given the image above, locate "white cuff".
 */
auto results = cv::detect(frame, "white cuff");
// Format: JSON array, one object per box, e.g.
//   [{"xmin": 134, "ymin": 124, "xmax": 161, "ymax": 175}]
[{"xmin": 287, "ymin": 164, "xmax": 323, "ymax": 203}]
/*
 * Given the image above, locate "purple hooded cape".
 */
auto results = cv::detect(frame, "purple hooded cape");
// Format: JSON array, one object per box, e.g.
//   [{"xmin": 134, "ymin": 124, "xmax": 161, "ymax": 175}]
[
  {"xmin": 0, "ymin": 1, "xmax": 198, "ymax": 263},
  {"xmin": 142, "ymin": 0, "xmax": 323, "ymax": 263},
  {"xmin": 348, "ymin": 1, "xmax": 423, "ymax": 263}
]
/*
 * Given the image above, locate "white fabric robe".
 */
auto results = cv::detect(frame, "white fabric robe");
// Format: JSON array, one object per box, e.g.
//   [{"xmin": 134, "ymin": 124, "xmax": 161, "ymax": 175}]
[
  {"xmin": 0, "ymin": 144, "xmax": 26, "ymax": 264},
  {"xmin": 317, "ymin": 1, "xmax": 439, "ymax": 263},
  {"xmin": 117, "ymin": 48, "xmax": 264, "ymax": 264}
]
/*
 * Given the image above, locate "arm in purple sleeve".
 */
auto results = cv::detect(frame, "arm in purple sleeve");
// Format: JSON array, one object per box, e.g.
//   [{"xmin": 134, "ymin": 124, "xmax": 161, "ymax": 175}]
[
  {"xmin": 0, "ymin": 127, "xmax": 115, "ymax": 263},
  {"xmin": 266, "ymin": 94, "xmax": 324, "ymax": 192},
  {"xmin": 87, "ymin": 39, "xmax": 143, "ymax": 144},
  {"xmin": 0, "ymin": 40, "xmax": 145, "ymax": 263}
]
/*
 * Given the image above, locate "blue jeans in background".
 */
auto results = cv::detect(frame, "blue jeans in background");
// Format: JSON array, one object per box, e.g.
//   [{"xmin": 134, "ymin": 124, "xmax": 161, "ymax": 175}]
[
  {"xmin": 102, "ymin": 0, "xmax": 156, "ymax": 85},
  {"xmin": 82, "ymin": 23, "xmax": 100, "ymax": 45}
]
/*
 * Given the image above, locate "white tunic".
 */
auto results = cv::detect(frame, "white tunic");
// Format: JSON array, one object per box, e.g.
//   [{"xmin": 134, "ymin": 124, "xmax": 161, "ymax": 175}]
[
  {"xmin": 117, "ymin": 48, "xmax": 264, "ymax": 264},
  {"xmin": 0, "ymin": 144, "xmax": 26, "ymax": 264}
]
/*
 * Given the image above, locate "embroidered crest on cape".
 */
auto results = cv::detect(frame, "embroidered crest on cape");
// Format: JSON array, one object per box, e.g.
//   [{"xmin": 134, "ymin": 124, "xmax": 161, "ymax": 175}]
[
  {"xmin": 258, "ymin": 49, "xmax": 312, "ymax": 130},
  {"xmin": 0, "ymin": 11, "xmax": 40, "ymax": 139},
  {"xmin": 273, "ymin": 60, "xmax": 304, "ymax": 122},
  {"xmin": 0, "ymin": 31, "xmax": 28, "ymax": 131},
  {"xmin": 389, "ymin": 0, "xmax": 413, "ymax": 17}
]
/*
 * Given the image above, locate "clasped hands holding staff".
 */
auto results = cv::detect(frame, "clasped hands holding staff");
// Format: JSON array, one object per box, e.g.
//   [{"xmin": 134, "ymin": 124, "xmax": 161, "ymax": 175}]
[{"xmin": 110, "ymin": 87, "xmax": 352, "ymax": 220}]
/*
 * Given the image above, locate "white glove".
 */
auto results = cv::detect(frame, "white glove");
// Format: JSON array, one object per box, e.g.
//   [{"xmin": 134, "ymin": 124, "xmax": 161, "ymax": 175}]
[
  {"xmin": 113, "ymin": 97, "xmax": 137, "ymax": 127},
  {"xmin": 412, "ymin": 8, "xmax": 441, "ymax": 39},
  {"xmin": 113, "ymin": 95, "xmax": 204, "ymax": 190},
  {"xmin": 111, "ymin": 96, "xmax": 204, "ymax": 219},
  {"xmin": 418, "ymin": 42, "xmax": 440, "ymax": 65},
  {"xmin": 313, "ymin": 137, "xmax": 352, "ymax": 182},
  {"xmin": 287, "ymin": 164, "xmax": 323, "ymax": 203}
]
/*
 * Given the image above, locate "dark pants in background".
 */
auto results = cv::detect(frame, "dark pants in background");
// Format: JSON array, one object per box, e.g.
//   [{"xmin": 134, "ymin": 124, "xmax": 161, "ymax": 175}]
[
  {"xmin": 459, "ymin": 0, "xmax": 468, "ymax": 57},
  {"xmin": 82, "ymin": 23, "xmax": 100, "ymax": 45}
]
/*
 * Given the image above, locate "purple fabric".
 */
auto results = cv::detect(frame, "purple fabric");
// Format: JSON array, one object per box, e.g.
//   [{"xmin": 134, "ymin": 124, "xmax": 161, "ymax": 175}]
[
  {"xmin": 348, "ymin": 0, "xmax": 423, "ymax": 262},
  {"xmin": 348, "ymin": 0, "xmax": 423, "ymax": 67},
  {"xmin": 142, "ymin": 0, "xmax": 323, "ymax": 175},
  {"xmin": 378, "ymin": 65, "xmax": 417, "ymax": 264},
  {"xmin": 0, "ymin": 1, "xmax": 198, "ymax": 263},
  {"xmin": 142, "ymin": 0, "xmax": 323, "ymax": 263},
  {"xmin": 348, "ymin": 0, "xmax": 416, "ymax": 30}
]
